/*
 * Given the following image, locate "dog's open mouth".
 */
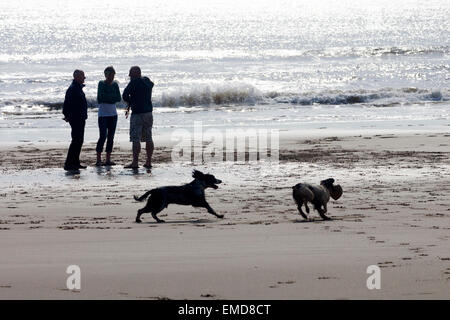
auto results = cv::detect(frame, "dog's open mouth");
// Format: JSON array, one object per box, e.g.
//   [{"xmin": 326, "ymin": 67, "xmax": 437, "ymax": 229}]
[{"xmin": 211, "ymin": 179, "xmax": 222, "ymax": 189}]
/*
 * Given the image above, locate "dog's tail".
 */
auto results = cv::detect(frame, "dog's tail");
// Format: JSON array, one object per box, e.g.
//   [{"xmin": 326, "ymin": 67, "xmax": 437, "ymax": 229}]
[{"xmin": 134, "ymin": 190, "xmax": 153, "ymax": 202}]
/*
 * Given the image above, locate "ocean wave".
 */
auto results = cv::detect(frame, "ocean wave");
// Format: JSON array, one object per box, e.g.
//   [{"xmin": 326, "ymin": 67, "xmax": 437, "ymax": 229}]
[
  {"xmin": 328, "ymin": 46, "xmax": 449, "ymax": 58},
  {"xmin": 255, "ymin": 46, "xmax": 450, "ymax": 61},
  {"xmin": 269, "ymin": 88, "xmax": 448, "ymax": 106},
  {"xmin": 154, "ymin": 86, "xmax": 448, "ymax": 107},
  {"xmin": 158, "ymin": 85, "xmax": 262, "ymax": 107},
  {"xmin": 0, "ymin": 87, "xmax": 448, "ymax": 115},
  {"xmin": 0, "ymin": 85, "xmax": 264, "ymax": 112},
  {"xmin": 1, "ymin": 46, "xmax": 448, "ymax": 65}
]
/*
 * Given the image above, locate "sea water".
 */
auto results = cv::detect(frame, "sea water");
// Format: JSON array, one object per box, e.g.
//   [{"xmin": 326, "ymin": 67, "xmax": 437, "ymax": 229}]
[{"xmin": 0, "ymin": 0, "xmax": 449, "ymax": 143}]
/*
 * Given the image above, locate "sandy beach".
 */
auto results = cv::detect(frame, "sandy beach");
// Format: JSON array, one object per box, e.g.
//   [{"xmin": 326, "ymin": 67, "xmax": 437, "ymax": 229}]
[
  {"xmin": 1, "ymin": 0, "xmax": 449, "ymax": 303},
  {"xmin": 1, "ymin": 131, "xmax": 449, "ymax": 299}
]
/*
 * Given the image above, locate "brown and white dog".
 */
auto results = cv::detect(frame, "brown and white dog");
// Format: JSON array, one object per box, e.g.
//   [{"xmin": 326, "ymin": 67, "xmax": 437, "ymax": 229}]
[{"xmin": 292, "ymin": 178, "xmax": 343, "ymax": 220}]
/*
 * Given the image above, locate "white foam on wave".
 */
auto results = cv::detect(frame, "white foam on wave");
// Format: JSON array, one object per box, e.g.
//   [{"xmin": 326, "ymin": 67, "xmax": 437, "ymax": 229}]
[
  {"xmin": 1, "ymin": 86, "xmax": 448, "ymax": 115},
  {"xmin": 268, "ymin": 88, "xmax": 449, "ymax": 107},
  {"xmin": 157, "ymin": 84, "xmax": 263, "ymax": 107}
]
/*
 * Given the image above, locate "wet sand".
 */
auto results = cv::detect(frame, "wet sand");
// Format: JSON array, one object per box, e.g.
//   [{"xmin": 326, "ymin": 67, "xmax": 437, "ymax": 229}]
[{"xmin": 0, "ymin": 132, "xmax": 449, "ymax": 299}]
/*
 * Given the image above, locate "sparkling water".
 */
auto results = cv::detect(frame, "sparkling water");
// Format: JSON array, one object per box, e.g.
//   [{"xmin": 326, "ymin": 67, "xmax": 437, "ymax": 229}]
[{"xmin": 0, "ymin": 0, "xmax": 449, "ymax": 141}]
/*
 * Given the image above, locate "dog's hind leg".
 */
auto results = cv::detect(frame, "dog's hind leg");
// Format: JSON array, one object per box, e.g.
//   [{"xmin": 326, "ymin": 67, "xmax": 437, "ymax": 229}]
[
  {"xmin": 136, "ymin": 207, "xmax": 148, "ymax": 223},
  {"xmin": 143, "ymin": 191, "xmax": 167, "ymax": 223},
  {"xmin": 296, "ymin": 202, "xmax": 308, "ymax": 219},
  {"xmin": 304, "ymin": 202, "xmax": 310, "ymax": 214},
  {"xmin": 136, "ymin": 193, "xmax": 165, "ymax": 223},
  {"xmin": 151, "ymin": 205, "xmax": 166, "ymax": 223}
]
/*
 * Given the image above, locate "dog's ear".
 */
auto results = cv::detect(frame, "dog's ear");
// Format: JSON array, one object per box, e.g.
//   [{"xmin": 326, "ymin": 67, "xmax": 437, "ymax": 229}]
[
  {"xmin": 192, "ymin": 170, "xmax": 205, "ymax": 180},
  {"xmin": 320, "ymin": 178, "xmax": 335, "ymax": 187},
  {"xmin": 330, "ymin": 185, "xmax": 343, "ymax": 200}
]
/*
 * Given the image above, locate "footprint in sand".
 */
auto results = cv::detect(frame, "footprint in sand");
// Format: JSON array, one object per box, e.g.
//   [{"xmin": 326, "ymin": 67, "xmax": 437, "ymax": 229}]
[
  {"xmin": 269, "ymin": 280, "xmax": 295, "ymax": 288},
  {"xmin": 378, "ymin": 261, "xmax": 395, "ymax": 268},
  {"xmin": 419, "ymin": 292, "xmax": 434, "ymax": 296},
  {"xmin": 277, "ymin": 280, "xmax": 295, "ymax": 285},
  {"xmin": 137, "ymin": 296, "xmax": 171, "ymax": 300},
  {"xmin": 443, "ymin": 268, "xmax": 450, "ymax": 278},
  {"xmin": 56, "ymin": 288, "xmax": 80, "ymax": 293}
]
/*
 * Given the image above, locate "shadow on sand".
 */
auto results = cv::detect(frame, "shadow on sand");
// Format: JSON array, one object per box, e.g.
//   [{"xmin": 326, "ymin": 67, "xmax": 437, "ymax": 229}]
[
  {"xmin": 292, "ymin": 218, "xmax": 333, "ymax": 223},
  {"xmin": 139, "ymin": 218, "xmax": 214, "ymax": 225}
]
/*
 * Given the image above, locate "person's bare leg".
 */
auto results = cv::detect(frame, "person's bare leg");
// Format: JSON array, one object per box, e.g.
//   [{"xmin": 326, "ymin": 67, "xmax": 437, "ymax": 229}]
[
  {"xmin": 133, "ymin": 142, "xmax": 140, "ymax": 165},
  {"xmin": 125, "ymin": 141, "xmax": 141, "ymax": 168},
  {"xmin": 145, "ymin": 140, "xmax": 154, "ymax": 167},
  {"xmin": 125, "ymin": 142, "xmax": 140, "ymax": 168}
]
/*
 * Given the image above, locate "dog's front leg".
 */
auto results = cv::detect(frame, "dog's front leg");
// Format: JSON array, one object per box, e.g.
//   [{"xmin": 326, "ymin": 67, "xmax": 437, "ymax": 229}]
[
  {"xmin": 317, "ymin": 205, "xmax": 331, "ymax": 220},
  {"xmin": 202, "ymin": 201, "xmax": 224, "ymax": 219}
]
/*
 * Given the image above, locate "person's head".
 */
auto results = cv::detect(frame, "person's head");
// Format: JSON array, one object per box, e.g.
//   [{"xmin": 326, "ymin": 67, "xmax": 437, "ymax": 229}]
[
  {"xmin": 73, "ymin": 69, "xmax": 85, "ymax": 85},
  {"xmin": 129, "ymin": 66, "xmax": 141, "ymax": 80},
  {"xmin": 104, "ymin": 66, "xmax": 116, "ymax": 83}
]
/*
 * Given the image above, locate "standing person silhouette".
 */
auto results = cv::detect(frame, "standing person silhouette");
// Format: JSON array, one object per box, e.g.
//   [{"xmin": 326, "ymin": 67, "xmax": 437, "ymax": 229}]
[
  {"xmin": 122, "ymin": 66, "xmax": 154, "ymax": 169},
  {"xmin": 96, "ymin": 66, "xmax": 121, "ymax": 166},
  {"xmin": 63, "ymin": 69, "xmax": 88, "ymax": 171}
]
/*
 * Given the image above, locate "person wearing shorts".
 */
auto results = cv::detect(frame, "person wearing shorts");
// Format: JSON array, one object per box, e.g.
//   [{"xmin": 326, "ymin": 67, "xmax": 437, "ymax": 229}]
[{"xmin": 122, "ymin": 66, "xmax": 154, "ymax": 169}]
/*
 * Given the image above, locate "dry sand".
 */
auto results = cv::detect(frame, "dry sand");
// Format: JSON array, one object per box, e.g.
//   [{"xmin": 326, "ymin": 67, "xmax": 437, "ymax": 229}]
[{"xmin": 0, "ymin": 132, "xmax": 449, "ymax": 299}]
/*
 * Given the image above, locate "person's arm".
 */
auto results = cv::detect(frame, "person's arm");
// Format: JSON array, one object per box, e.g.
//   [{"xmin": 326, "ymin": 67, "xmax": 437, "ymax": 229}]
[
  {"xmin": 97, "ymin": 81, "xmax": 106, "ymax": 104},
  {"xmin": 97, "ymin": 81, "xmax": 102, "ymax": 104},
  {"xmin": 113, "ymin": 82, "xmax": 122, "ymax": 103},
  {"xmin": 122, "ymin": 83, "xmax": 131, "ymax": 118},
  {"xmin": 122, "ymin": 83, "xmax": 131, "ymax": 104},
  {"xmin": 62, "ymin": 87, "xmax": 73, "ymax": 121}
]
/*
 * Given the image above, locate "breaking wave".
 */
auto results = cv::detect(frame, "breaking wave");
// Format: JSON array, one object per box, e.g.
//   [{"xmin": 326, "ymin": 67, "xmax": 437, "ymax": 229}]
[
  {"xmin": 0, "ymin": 86, "xmax": 448, "ymax": 115},
  {"xmin": 158, "ymin": 85, "xmax": 262, "ymax": 107},
  {"xmin": 267, "ymin": 88, "xmax": 448, "ymax": 106}
]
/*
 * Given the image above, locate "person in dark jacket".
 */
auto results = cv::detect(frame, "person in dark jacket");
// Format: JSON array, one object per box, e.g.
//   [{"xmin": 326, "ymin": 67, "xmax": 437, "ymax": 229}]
[
  {"xmin": 95, "ymin": 66, "xmax": 121, "ymax": 166},
  {"xmin": 63, "ymin": 69, "xmax": 88, "ymax": 171},
  {"xmin": 122, "ymin": 66, "xmax": 154, "ymax": 169}
]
